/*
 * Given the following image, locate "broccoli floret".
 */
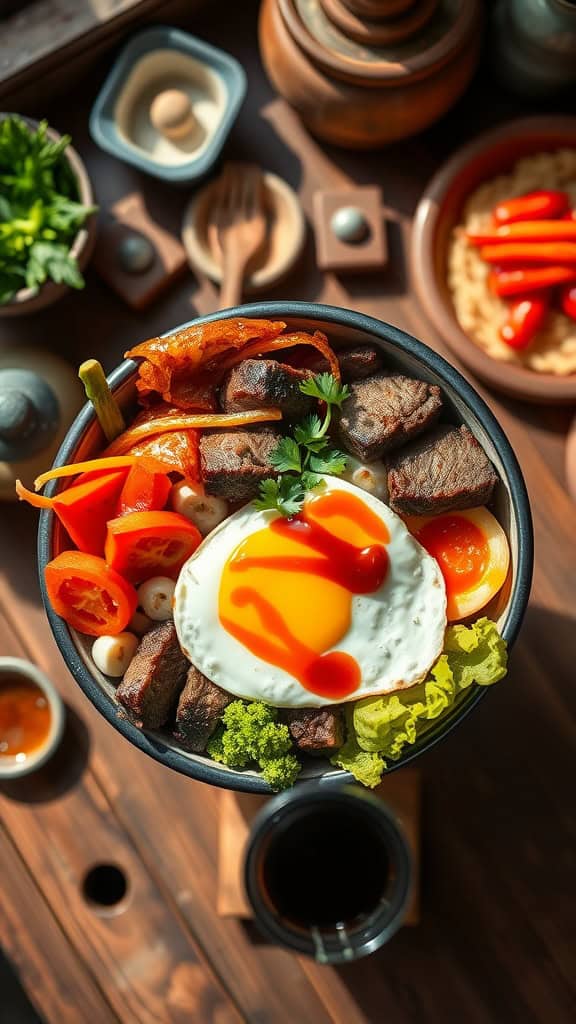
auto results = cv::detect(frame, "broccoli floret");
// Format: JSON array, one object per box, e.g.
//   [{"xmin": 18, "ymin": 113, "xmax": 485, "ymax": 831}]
[
  {"xmin": 261, "ymin": 753, "xmax": 301, "ymax": 791},
  {"xmin": 206, "ymin": 726, "xmax": 225, "ymax": 763},
  {"xmin": 207, "ymin": 700, "xmax": 301, "ymax": 789},
  {"xmin": 256, "ymin": 720, "xmax": 292, "ymax": 761}
]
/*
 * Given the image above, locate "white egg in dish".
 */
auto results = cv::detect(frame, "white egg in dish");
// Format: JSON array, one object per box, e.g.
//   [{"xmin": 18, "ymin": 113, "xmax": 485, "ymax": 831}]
[{"xmin": 173, "ymin": 476, "xmax": 447, "ymax": 708}]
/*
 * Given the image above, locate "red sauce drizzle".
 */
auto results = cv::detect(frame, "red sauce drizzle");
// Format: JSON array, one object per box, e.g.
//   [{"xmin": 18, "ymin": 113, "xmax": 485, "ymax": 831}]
[
  {"xmin": 220, "ymin": 491, "xmax": 389, "ymax": 699},
  {"xmin": 415, "ymin": 514, "xmax": 488, "ymax": 596}
]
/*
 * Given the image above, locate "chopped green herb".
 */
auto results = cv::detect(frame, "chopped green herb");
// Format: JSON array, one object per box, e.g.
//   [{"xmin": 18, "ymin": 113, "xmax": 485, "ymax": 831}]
[
  {"xmin": 254, "ymin": 372, "xmax": 350, "ymax": 517},
  {"xmin": 0, "ymin": 116, "xmax": 96, "ymax": 305}
]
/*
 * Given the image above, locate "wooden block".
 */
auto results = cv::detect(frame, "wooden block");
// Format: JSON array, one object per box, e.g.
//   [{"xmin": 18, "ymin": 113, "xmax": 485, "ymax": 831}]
[
  {"xmin": 92, "ymin": 192, "xmax": 188, "ymax": 310},
  {"xmin": 312, "ymin": 186, "xmax": 387, "ymax": 273},
  {"xmin": 217, "ymin": 769, "xmax": 420, "ymax": 925}
]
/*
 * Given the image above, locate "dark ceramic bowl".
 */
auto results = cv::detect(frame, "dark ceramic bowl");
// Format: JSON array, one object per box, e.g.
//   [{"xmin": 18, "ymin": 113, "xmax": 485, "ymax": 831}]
[{"xmin": 37, "ymin": 303, "xmax": 533, "ymax": 793}]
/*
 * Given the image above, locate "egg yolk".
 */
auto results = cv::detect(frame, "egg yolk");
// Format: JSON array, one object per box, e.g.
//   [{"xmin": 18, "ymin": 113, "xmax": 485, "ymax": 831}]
[
  {"xmin": 218, "ymin": 490, "xmax": 389, "ymax": 699},
  {"xmin": 415, "ymin": 515, "xmax": 488, "ymax": 596}
]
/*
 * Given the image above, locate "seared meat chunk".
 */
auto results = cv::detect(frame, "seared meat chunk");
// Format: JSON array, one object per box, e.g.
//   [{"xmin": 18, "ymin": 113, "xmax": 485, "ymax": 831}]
[
  {"xmin": 338, "ymin": 346, "xmax": 384, "ymax": 382},
  {"xmin": 174, "ymin": 665, "xmax": 232, "ymax": 752},
  {"xmin": 116, "ymin": 621, "xmax": 188, "ymax": 730},
  {"xmin": 387, "ymin": 424, "xmax": 498, "ymax": 516},
  {"xmin": 306, "ymin": 345, "xmax": 384, "ymax": 382},
  {"xmin": 338, "ymin": 373, "xmax": 442, "ymax": 462},
  {"xmin": 281, "ymin": 707, "xmax": 344, "ymax": 755},
  {"xmin": 220, "ymin": 359, "xmax": 314, "ymax": 420},
  {"xmin": 200, "ymin": 430, "xmax": 278, "ymax": 500}
]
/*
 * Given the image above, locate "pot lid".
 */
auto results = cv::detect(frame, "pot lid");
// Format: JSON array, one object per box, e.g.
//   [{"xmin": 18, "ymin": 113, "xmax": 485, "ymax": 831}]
[
  {"xmin": 0, "ymin": 368, "xmax": 60, "ymax": 462},
  {"xmin": 279, "ymin": 0, "xmax": 478, "ymax": 83}
]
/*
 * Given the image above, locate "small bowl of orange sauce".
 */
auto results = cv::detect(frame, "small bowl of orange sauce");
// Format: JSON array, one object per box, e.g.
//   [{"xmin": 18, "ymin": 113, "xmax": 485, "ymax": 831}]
[{"xmin": 0, "ymin": 658, "xmax": 65, "ymax": 779}]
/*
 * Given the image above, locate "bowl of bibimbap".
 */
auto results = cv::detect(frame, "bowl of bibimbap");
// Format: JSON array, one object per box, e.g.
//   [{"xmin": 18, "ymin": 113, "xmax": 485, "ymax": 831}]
[{"xmin": 27, "ymin": 303, "xmax": 532, "ymax": 793}]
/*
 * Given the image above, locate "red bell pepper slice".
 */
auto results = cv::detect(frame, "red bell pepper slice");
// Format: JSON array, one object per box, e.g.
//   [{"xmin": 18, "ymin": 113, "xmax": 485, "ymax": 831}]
[
  {"xmin": 489, "ymin": 266, "xmax": 576, "ymax": 297},
  {"xmin": 104, "ymin": 510, "xmax": 201, "ymax": 583},
  {"xmin": 499, "ymin": 293, "xmax": 549, "ymax": 350},
  {"xmin": 117, "ymin": 463, "xmax": 172, "ymax": 516},
  {"xmin": 493, "ymin": 190, "xmax": 569, "ymax": 225},
  {"xmin": 480, "ymin": 242, "xmax": 576, "ymax": 266},
  {"xmin": 17, "ymin": 470, "xmax": 128, "ymax": 556},
  {"xmin": 467, "ymin": 220, "xmax": 576, "ymax": 245}
]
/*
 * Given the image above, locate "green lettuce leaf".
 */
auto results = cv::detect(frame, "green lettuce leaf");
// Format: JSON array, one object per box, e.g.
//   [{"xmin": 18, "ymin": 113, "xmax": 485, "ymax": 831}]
[
  {"xmin": 335, "ymin": 618, "xmax": 507, "ymax": 785},
  {"xmin": 331, "ymin": 717, "xmax": 386, "ymax": 789}
]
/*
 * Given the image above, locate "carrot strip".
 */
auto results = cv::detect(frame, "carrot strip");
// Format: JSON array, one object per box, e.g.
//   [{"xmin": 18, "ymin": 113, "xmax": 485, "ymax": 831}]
[
  {"xmin": 34, "ymin": 456, "xmax": 147, "ymax": 492},
  {"xmin": 15, "ymin": 480, "xmax": 53, "ymax": 508},
  {"xmin": 104, "ymin": 408, "xmax": 282, "ymax": 457}
]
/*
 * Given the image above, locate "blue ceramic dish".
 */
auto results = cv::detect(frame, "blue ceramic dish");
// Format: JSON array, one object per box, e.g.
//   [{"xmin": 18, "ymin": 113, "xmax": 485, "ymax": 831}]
[
  {"xmin": 89, "ymin": 26, "xmax": 246, "ymax": 184},
  {"xmin": 37, "ymin": 303, "xmax": 533, "ymax": 794}
]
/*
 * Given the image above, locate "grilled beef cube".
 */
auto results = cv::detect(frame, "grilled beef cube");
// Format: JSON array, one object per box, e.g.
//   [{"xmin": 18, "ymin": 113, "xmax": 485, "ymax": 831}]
[
  {"xmin": 387, "ymin": 424, "xmax": 498, "ymax": 516},
  {"xmin": 116, "ymin": 621, "xmax": 188, "ymax": 730},
  {"xmin": 200, "ymin": 430, "xmax": 278, "ymax": 500},
  {"xmin": 306, "ymin": 345, "xmax": 384, "ymax": 382},
  {"xmin": 339, "ymin": 346, "xmax": 384, "ymax": 382},
  {"xmin": 174, "ymin": 665, "xmax": 232, "ymax": 752},
  {"xmin": 338, "ymin": 373, "xmax": 442, "ymax": 462},
  {"xmin": 220, "ymin": 359, "xmax": 315, "ymax": 420},
  {"xmin": 281, "ymin": 707, "xmax": 344, "ymax": 755}
]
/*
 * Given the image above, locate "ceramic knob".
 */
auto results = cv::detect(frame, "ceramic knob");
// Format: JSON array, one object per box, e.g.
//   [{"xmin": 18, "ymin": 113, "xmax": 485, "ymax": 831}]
[
  {"xmin": 118, "ymin": 234, "xmax": 156, "ymax": 274},
  {"xmin": 0, "ymin": 368, "xmax": 59, "ymax": 462},
  {"xmin": 330, "ymin": 206, "xmax": 370, "ymax": 244},
  {"xmin": 150, "ymin": 89, "xmax": 197, "ymax": 140}
]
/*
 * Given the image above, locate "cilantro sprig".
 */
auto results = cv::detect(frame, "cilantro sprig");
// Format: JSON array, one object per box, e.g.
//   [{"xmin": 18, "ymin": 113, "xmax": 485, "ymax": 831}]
[
  {"xmin": 0, "ymin": 116, "xmax": 96, "ymax": 304},
  {"xmin": 254, "ymin": 373, "xmax": 350, "ymax": 517}
]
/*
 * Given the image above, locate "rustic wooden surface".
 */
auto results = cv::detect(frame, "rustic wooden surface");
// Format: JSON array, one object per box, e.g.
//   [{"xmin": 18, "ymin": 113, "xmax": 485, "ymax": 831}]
[{"xmin": 1, "ymin": 3, "xmax": 575, "ymax": 1022}]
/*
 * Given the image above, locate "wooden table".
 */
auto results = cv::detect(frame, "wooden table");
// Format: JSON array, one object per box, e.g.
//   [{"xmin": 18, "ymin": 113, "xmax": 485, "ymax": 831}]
[{"xmin": 1, "ymin": 4, "xmax": 575, "ymax": 1022}]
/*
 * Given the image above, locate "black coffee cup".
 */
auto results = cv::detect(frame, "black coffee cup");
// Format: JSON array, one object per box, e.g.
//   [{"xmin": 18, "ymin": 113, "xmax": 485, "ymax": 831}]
[{"xmin": 244, "ymin": 781, "xmax": 412, "ymax": 963}]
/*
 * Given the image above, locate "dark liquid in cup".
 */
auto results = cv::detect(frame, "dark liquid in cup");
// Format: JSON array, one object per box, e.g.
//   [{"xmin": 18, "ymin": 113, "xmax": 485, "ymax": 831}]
[{"xmin": 262, "ymin": 804, "xmax": 389, "ymax": 930}]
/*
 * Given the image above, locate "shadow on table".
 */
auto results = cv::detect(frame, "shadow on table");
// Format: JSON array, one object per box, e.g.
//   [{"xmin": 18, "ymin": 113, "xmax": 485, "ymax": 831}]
[
  {"xmin": 0, "ymin": 704, "xmax": 90, "ymax": 805},
  {"xmin": 0, "ymin": 953, "xmax": 43, "ymax": 1024}
]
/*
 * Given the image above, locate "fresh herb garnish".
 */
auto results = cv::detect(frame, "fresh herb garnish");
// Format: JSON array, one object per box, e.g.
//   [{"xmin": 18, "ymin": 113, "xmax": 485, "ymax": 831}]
[
  {"xmin": 254, "ymin": 373, "xmax": 350, "ymax": 516},
  {"xmin": 0, "ymin": 116, "xmax": 96, "ymax": 305}
]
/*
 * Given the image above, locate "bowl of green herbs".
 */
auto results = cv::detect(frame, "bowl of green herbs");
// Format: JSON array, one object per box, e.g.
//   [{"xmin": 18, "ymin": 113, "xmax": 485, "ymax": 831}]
[{"xmin": 0, "ymin": 115, "xmax": 96, "ymax": 316}]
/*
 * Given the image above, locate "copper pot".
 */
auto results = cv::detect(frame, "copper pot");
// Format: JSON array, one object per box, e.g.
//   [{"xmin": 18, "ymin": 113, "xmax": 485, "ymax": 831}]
[{"xmin": 258, "ymin": 0, "xmax": 483, "ymax": 149}]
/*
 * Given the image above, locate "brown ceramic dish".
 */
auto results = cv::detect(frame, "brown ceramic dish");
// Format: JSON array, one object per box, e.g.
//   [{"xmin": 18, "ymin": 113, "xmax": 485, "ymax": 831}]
[
  {"xmin": 258, "ymin": 0, "xmax": 482, "ymax": 149},
  {"xmin": 411, "ymin": 116, "xmax": 576, "ymax": 405},
  {"xmin": 0, "ymin": 117, "xmax": 96, "ymax": 318}
]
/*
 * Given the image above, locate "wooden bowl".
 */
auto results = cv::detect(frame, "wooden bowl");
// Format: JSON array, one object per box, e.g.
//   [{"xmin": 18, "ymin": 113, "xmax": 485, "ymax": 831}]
[
  {"xmin": 182, "ymin": 171, "xmax": 305, "ymax": 290},
  {"xmin": 411, "ymin": 116, "xmax": 576, "ymax": 404},
  {"xmin": 0, "ymin": 117, "xmax": 96, "ymax": 317},
  {"xmin": 37, "ymin": 303, "xmax": 532, "ymax": 795}
]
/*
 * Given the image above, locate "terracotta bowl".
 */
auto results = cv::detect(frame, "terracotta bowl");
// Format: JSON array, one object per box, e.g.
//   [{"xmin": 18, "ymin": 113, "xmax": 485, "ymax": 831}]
[
  {"xmin": 0, "ymin": 117, "xmax": 96, "ymax": 318},
  {"xmin": 37, "ymin": 303, "xmax": 533, "ymax": 794},
  {"xmin": 411, "ymin": 116, "xmax": 576, "ymax": 404}
]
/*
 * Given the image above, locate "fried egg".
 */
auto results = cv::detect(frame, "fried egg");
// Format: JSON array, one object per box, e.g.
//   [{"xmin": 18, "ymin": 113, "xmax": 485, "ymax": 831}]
[{"xmin": 173, "ymin": 476, "xmax": 447, "ymax": 707}]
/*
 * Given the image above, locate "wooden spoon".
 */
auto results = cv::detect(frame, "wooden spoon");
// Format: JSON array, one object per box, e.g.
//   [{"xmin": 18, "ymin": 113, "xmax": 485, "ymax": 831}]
[{"xmin": 208, "ymin": 162, "xmax": 268, "ymax": 309}]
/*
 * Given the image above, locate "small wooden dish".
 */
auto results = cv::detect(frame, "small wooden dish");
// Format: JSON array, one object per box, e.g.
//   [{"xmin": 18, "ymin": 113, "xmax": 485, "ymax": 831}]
[
  {"xmin": 182, "ymin": 171, "xmax": 305, "ymax": 291},
  {"xmin": 411, "ymin": 116, "xmax": 576, "ymax": 405}
]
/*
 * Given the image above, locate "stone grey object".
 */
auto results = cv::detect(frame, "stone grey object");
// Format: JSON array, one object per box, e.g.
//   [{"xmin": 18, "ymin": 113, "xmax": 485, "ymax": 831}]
[
  {"xmin": 0, "ymin": 368, "xmax": 59, "ymax": 462},
  {"xmin": 493, "ymin": 0, "xmax": 576, "ymax": 97},
  {"xmin": 89, "ymin": 25, "xmax": 246, "ymax": 183},
  {"xmin": 118, "ymin": 234, "xmax": 156, "ymax": 274},
  {"xmin": 330, "ymin": 206, "xmax": 370, "ymax": 244}
]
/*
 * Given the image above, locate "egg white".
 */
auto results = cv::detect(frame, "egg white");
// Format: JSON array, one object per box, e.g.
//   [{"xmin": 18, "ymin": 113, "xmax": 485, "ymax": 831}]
[{"xmin": 173, "ymin": 476, "xmax": 447, "ymax": 708}]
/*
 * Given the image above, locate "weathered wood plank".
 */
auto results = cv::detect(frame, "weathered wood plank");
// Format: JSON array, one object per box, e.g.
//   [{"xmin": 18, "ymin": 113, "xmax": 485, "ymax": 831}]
[
  {"xmin": 0, "ymin": 825, "xmax": 117, "ymax": 1024},
  {"xmin": 0, "ymin": 610, "xmax": 242, "ymax": 1024}
]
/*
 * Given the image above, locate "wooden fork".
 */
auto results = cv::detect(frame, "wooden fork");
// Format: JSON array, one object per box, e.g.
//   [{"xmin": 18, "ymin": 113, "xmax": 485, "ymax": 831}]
[{"xmin": 208, "ymin": 162, "xmax": 268, "ymax": 309}]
